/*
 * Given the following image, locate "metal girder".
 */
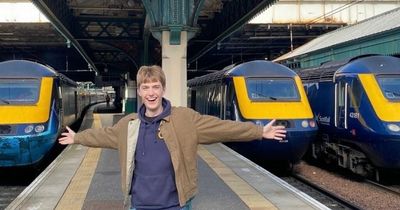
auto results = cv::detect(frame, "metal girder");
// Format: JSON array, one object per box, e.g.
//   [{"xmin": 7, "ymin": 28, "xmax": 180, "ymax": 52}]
[
  {"xmin": 188, "ymin": 0, "xmax": 277, "ymax": 64},
  {"xmin": 95, "ymin": 42, "xmax": 139, "ymax": 70},
  {"xmin": 93, "ymin": 51, "xmax": 129, "ymax": 64},
  {"xmin": 32, "ymin": 0, "xmax": 99, "ymax": 74},
  {"xmin": 77, "ymin": 16, "xmax": 144, "ymax": 23},
  {"xmin": 76, "ymin": 17, "xmax": 143, "ymax": 41}
]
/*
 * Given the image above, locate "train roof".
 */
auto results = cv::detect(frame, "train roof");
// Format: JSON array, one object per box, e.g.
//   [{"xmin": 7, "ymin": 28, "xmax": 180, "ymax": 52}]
[
  {"xmin": 188, "ymin": 60, "xmax": 296, "ymax": 87},
  {"xmin": 298, "ymin": 55, "xmax": 400, "ymax": 82},
  {"xmin": 0, "ymin": 60, "xmax": 58, "ymax": 78},
  {"xmin": 337, "ymin": 55, "xmax": 400, "ymax": 74}
]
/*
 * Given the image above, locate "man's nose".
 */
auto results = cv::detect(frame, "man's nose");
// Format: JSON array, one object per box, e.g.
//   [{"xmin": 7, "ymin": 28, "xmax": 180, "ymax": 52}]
[{"xmin": 148, "ymin": 87, "xmax": 155, "ymax": 95}]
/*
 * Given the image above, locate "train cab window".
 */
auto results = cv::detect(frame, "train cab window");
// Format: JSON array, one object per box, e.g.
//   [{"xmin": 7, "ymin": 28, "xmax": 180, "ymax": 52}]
[
  {"xmin": 245, "ymin": 78, "xmax": 300, "ymax": 101},
  {"xmin": 377, "ymin": 76, "xmax": 400, "ymax": 101},
  {"xmin": 0, "ymin": 79, "xmax": 40, "ymax": 104},
  {"xmin": 349, "ymin": 78, "xmax": 363, "ymax": 108}
]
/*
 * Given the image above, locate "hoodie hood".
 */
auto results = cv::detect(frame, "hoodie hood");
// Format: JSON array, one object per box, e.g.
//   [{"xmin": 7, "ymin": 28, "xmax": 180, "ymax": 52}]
[{"xmin": 138, "ymin": 98, "xmax": 171, "ymax": 123}]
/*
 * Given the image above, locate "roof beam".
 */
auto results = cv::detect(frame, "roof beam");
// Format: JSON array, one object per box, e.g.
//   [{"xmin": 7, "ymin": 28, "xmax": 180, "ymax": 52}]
[
  {"xmin": 188, "ymin": 0, "xmax": 277, "ymax": 64},
  {"xmin": 32, "ymin": 0, "xmax": 99, "ymax": 74}
]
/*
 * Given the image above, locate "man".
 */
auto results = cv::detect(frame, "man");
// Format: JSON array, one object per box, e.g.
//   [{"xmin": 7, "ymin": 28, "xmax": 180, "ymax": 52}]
[{"xmin": 59, "ymin": 65, "xmax": 286, "ymax": 210}]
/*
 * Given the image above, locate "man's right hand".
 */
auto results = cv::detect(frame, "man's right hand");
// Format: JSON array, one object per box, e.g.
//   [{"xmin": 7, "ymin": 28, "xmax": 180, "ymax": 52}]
[{"xmin": 58, "ymin": 126, "xmax": 76, "ymax": 145}]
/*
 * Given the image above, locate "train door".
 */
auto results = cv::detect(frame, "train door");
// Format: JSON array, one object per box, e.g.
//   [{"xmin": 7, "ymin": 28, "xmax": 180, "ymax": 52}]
[
  {"xmin": 348, "ymin": 77, "xmax": 363, "ymax": 124},
  {"xmin": 74, "ymin": 91, "xmax": 78, "ymax": 120},
  {"xmin": 189, "ymin": 89, "xmax": 196, "ymax": 109},
  {"xmin": 57, "ymin": 84, "xmax": 64, "ymax": 127},
  {"xmin": 225, "ymin": 82, "xmax": 235, "ymax": 120},
  {"xmin": 335, "ymin": 77, "xmax": 348, "ymax": 129},
  {"xmin": 221, "ymin": 84, "xmax": 226, "ymax": 119}
]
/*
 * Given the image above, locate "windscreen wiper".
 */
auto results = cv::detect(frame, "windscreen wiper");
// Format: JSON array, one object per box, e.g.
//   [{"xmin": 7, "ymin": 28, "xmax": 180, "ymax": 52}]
[
  {"xmin": 385, "ymin": 90, "xmax": 400, "ymax": 97},
  {"xmin": 252, "ymin": 91, "xmax": 278, "ymax": 101},
  {"xmin": 0, "ymin": 98, "xmax": 10, "ymax": 104}
]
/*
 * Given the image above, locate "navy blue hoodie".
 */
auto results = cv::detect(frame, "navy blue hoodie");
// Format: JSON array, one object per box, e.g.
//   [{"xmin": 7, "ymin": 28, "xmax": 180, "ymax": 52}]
[{"xmin": 131, "ymin": 99, "xmax": 180, "ymax": 210}]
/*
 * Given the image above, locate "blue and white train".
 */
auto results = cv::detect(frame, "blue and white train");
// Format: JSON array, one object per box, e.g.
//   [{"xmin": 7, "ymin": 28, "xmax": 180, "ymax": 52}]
[
  {"xmin": 299, "ymin": 55, "xmax": 400, "ymax": 179},
  {"xmin": 0, "ymin": 60, "xmax": 103, "ymax": 167},
  {"xmin": 188, "ymin": 60, "xmax": 317, "ymax": 165}
]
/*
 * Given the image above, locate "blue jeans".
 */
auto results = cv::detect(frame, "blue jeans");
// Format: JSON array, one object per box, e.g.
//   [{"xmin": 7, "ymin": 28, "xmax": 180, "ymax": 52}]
[{"xmin": 130, "ymin": 199, "xmax": 192, "ymax": 210}]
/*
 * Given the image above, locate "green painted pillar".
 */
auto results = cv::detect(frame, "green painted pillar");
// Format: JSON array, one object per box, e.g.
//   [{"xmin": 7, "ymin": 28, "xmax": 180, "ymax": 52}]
[{"xmin": 124, "ymin": 77, "xmax": 137, "ymax": 114}]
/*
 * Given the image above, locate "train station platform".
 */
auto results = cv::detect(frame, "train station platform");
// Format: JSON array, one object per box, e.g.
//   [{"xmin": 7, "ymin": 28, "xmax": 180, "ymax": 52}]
[{"xmin": 6, "ymin": 104, "xmax": 328, "ymax": 210}]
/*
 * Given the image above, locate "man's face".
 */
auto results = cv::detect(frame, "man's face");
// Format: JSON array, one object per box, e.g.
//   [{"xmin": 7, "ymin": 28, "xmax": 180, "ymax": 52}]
[{"xmin": 138, "ymin": 80, "xmax": 165, "ymax": 114}]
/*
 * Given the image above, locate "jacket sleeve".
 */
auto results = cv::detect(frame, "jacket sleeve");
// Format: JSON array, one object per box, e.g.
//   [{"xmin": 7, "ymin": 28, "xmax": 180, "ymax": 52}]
[
  {"xmin": 74, "ymin": 116, "xmax": 127, "ymax": 149},
  {"xmin": 190, "ymin": 109, "xmax": 263, "ymax": 144}
]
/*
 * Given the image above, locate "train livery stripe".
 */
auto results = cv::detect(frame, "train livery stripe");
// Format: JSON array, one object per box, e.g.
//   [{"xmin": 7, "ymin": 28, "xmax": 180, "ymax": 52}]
[
  {"xmin": 0, "ymin": 77, "xmax": 53, "ymax": 124},
  {"xmin": 233, "ymin": 76, "xmax": 313, "ymax": 119},
  {"xmin": 359, "ymin": 74, "xmax": 400, "ymax": 122}
]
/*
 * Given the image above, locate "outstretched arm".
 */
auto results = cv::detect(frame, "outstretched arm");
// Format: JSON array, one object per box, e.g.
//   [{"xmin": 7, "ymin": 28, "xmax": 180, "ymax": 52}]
[
  {"xmin": 262, "ymin": 119, "xmax": 287, "ymax": 140},
  {"xmin": 58, "ymin": 126, "xmax": 76, "ymax": 145}
]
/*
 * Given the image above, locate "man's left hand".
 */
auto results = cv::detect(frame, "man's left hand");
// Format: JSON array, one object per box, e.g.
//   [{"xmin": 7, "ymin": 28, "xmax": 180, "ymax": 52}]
[{"xmin": 262, "ymin": 119, "xmax": 287, "ymax": 140}]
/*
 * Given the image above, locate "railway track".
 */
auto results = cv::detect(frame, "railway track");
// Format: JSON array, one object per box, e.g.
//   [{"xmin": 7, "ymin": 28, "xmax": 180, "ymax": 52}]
[
  {"xmin": 365, "ymin": 179, "xmax": 400, "ymax": 196},
  {"xmin": 0, "ymin": 186, "xmax": 25, "ymax": 210},
  {"xmin": 0, "ymin": 168, "xmax": 35, "ymax": 210},
  {"xmin": 280, "ymin": 174, "xmax": 362, "ymax": 210},
  {"xmin": 0, "ymin": 144, "xmax": 68, "ymax": 209}
]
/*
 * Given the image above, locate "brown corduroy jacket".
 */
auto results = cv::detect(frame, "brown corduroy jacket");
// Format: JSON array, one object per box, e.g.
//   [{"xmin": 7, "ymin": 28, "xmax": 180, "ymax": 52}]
[{"xmin": 74, "ymin": 106, "xmax": 263, "ymax": 208}]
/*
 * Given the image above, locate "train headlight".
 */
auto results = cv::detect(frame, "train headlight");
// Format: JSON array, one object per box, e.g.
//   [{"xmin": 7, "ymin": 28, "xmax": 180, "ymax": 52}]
[
  {"xmin": 24, "ymin": 125, "xmax": 34, "ymax": 134},
  {"xmin": 301, "ymin": 120, "xmax": 309, "ymax": 128},
  {"xmin": 309, "ymin": 120, "xmax": 316, "ymax": 128},
  {"xmin": 255, "ymin": 120, "xmax": 263, "ymax": 126},
  {"xmin": 35, "ymin": 125, "xmax": 45, "ymax": 133},
  {"xmin": 387, "ymin": 124, "xmax": 400, "ymax": 132}
]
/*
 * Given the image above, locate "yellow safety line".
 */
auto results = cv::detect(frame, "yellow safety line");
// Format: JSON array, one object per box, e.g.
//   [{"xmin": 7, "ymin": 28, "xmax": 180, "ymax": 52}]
[
  {"xmin": 198, "ymin": 145, "xmax": 277, "ymax": 210},
  {"xmin": 56, "ymin": 114, "xmax": 103, "ymax": 210}
]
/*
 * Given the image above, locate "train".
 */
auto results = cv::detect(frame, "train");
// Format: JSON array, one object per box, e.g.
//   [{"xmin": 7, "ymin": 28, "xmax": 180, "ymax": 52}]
[
  {"xmin": 298, "ymin": 55, "xmax": 400, "ymax": 179},
  {"xmin": 187, "ymin": 60, "xmax": 317, "ymax": 165},
  {"xmin": 0, "ymin": 60, "xmax": 105, "ymax": 167}
]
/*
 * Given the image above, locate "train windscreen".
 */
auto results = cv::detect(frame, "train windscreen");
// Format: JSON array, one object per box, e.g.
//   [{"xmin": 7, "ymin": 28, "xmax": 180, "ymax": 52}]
[
  {"xmin": 377, "ymin": 76, "xmax": 400, "ymax": 101},
  {"xmin": 0, "ymin": 79, "xmax": 40, "ymax": 104},
  {"xmin": 245, "ymin": 78, "xmax": 300, "ymax": 101}
]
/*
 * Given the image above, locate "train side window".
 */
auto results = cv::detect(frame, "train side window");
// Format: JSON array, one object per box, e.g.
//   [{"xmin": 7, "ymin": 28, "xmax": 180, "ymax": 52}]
[
  {"xmin": 190, "ymin": 90, "xmax": 196, "ymax": 109},
  {"xmin": 58, "ymin": 86, "xmax": 62, "ymax": 99},
  {"xmin": 349, "ymin": 79, "xmax": 363, "ymax": 108},
  {"xmin": 338, "ymin": 81, "xmax": 345, "ymax": 107},
  {"xmin": 225, "ymin": 82, "xmax": 234, "ymax": 120}
]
